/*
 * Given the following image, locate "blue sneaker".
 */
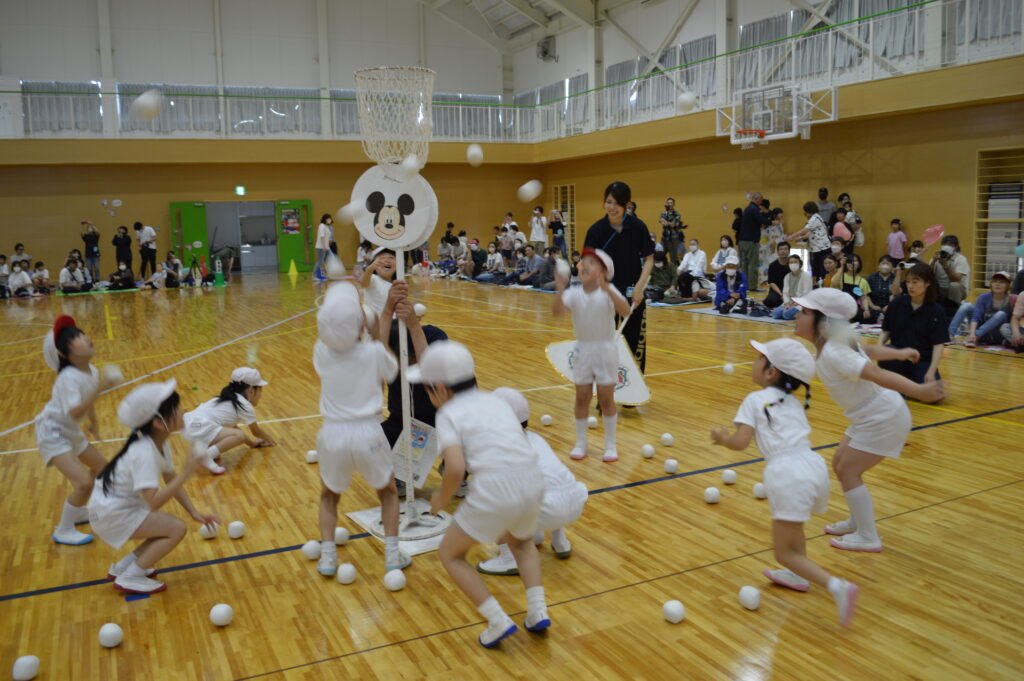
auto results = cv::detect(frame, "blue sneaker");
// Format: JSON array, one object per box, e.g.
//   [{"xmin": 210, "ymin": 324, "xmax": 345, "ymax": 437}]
[
  {"xmin": 524, "ymin": 612, "xmax": 550, "ymax": 633},
  {"xmin": 52, "ymin": 529, "xmax": 93, "ymax": 545},
  {"xmin": 479, "ymin": 620, "xmax": 518, "ymax": 649}
]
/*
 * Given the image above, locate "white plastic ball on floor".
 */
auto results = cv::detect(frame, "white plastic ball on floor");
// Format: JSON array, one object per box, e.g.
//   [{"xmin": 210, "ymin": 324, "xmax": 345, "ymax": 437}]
[
  {"xmin": 383, "ymin": 569, "xmax": 406, "ymax": 592},
  {"xmin": 662, "ymin": 599, "xmax": 686, "ymax": 624},
  {"xmin": 413, "ymin": 303, "xmax": 427, "ymax": 317},
  {"xmin": 12, "ymin": 656, "xmax": 40, "ymax": 681},
  {"xmin": 466, "ymin": 143, "xmax": 484, "ymax": 167},
  {"xmin": 98, "ymin": 623, "xmax": 123, "ymax": 648},
  {"xmin": 199, "ymin": 523, "xmax": 218, "ymax": 540},
  {"xmin": 517, "ymin": 179, "xmax": 543, "ymax": 203},
  {"xmin": 723, "ymin": 363, "xmax": 735, "ymax": 375},
  {"xmin": 336, "ymin": 200, "xmax": 362, "ymax": 226},
  {"xmin": 641, "ymin": 444, "xmax": 656, "ymax": 458},
  {"xmin": 130, "ymin": 89, "xmax": 163, "ymax": 120},
  {"xmin": 399, "ymin": 153, "xmax": 421, "ymax": 181},
  {"xmin": 587, "ymin": 415, "xmax": 598, "ymax": 428},
  {"xmin": 676, "ymin": 91, "xmax": 697, "ymax": 113},
  {"xmin": 301, "ymin": 540, "xmax": 321, "ymax": 560},
  {"xmin": 540, "ymin": 414, "xmax": 553, "ymax": 426},
  {"xmin": 337, "ymin": 563, "xmax": 357, "ymax": 585},
  {"xmin": 739, "ymin": 585, "xmax": 761, "ymax": 611},
  {"xmin": 722, "ymin": 469, "xmax": 738, "ymax": 485},
  {"xmin": 704, "ymin": 487, "xmax": 721, "ymax": 504},
  {"xmin": 660, "ymin": 433, "xmax": 674, "ymax": 446},
  {"xmin": 227, "ymin": 521, "xmax": 245, "ymax": 539},
  {"xmin": 664, "ymin": 458, "xmax": 679, "ymax": 474},
  {"xmin": 102, "ymin": 364, "xmax": 124, "ymax": 385},
  {"xmin": 210, "ymin": 603, "xmax": 234, "ymax": 627},
  {"xmin": 752, "ymin": 482, "xmax": 767, "ymax": 499},
  {"xmin": 334, "ymin": 527, "xmax": 349, "ymax": 545},
  {"xmin": 305, "ymin": 450, "xmax": 318, "ymax": 464}
]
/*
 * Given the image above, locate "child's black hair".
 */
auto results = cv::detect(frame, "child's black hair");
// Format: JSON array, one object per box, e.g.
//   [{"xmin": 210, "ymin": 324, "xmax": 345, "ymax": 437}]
[
  {"xmin": 762, "ymin": 362, "xmax": 811, "ymax": 428},
  {"xmin": 56, "ymin": 325, "xmax": 86, "ymax": 372},
  {"xmin": 98, "ymin": 391, "xmax": 181, "ymax": 495},
  {"xmin": 215, "ymin": 381, "xmax": 252, "ymax": 412},
  {"xmin": 445, "ymin": 377, "xmax": 478, "ymax": 394}
]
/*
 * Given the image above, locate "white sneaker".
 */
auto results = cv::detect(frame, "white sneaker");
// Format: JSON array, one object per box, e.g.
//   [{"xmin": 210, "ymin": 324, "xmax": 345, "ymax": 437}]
[
  {"xmin": 533, "ymin": 531, "xmax": 544, "ymax": 546},
  {"xmin": 763, "ymin": 568, "xmax": 809, "ymax": 592},
  {"xmin": 113, "ymin": 574, "xmax": 166, "ymax": 594},
  {"xmin": 830, "ymin": 533, "xmax": 883, "ymax": 553},
  {"xmin": 203, "ymin": 458, "xmax": 226, "ymax": 475},
  {"xmin": 524, "ymin": 609, "xmax": 551, "ymax": 633},
  {"xmin": 317, "ymin": 552, "xmax": 337, "ymax": 577},
  {"xmin": 550, "ymin": 531, "xmax": 572, "ymax": 559},
  {"xmin": 478, "ymin": 616, "xmax": 518, "ymax": 649},
  {"xmin": 107, "ymin": 563, "xmax": 156, "ymax": 581},
  {"xmin": 831, "ymin": 579, "xmax": 860, "ymax": 627},
  {"xmin": 569, "ymin": 447, "xmax": 586, "ymax": 461},
  {"xmin": 477, "ymin": 553, "xmax": 520, "ymax": 576},
  {"xmin": 602, "ymin": 449, "xmax": 619, "ymax": 463},
  {"xmin": 824, "ymin": 518, "xmax": 856, "ymax": 536},
  {"xmin": 52, "ymin": 528, "xmax": 93, "ymax": 546},
  {"xmin": 386, "ymin": 550, "xmax": 412, "ymax": 572}
]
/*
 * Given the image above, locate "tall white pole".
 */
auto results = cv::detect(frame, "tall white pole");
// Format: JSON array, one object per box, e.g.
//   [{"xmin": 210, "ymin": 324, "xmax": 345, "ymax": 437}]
[{"xmin": 395, "ymin": 252, "xmax": 415, "ymax": 509}]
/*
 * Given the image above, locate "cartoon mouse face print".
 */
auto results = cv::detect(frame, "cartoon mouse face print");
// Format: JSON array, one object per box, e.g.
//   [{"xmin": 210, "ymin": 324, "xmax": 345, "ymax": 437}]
[{"xmin": 367, "ymin": 191, "xmax": 415, "ymax": 242}]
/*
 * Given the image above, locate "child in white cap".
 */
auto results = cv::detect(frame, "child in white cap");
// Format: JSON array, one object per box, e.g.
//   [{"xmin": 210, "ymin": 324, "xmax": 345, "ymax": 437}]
[
  {"xmin": 793, "ymin": 288, "xmax": 944, "ymax": 552},
  {"xmin": 479, "ymin": 387, "xmax": 588, "ymax": 575},
  {"xmin": 88, "ymin": 380, "xmax": 219, "ymax": 594},
  {"xmin": 552, "ymin": 247, "xmax": 631, "ymax": 462},
  {"xmin": 712, "ymin": 339, "xmax": 859, "ymax": 626},
  {"xmin": 34, "ymin": 315, "xmax": 122, "ymax": 546},
  {"xmin": 359, "ymin": 246, "xmax": 397, "ymax": 319},
  {"xmin": 412, "ymin": 341, "xmax": 549, "ymax": 649},
  {"xmin": 182, "ymin": 366, "xmax": 275, "ymax": 474},
  {"xmin": 313, "ymin": 281, "xmax": 410, "ymax": 576}
]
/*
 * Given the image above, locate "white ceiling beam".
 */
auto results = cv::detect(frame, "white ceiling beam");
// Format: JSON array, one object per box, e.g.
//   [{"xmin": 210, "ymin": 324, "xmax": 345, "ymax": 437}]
[
  {"xmin": 633, "ymin": 0, "xmax": 700, "ymax": 81},
  {"xmin": 789, "ymin": 0, "xmax": 902, "ymax": 74},
  {"xmin": 499, "ymin": 0, "xmax": 550, "ymax": 28},
  {"xmin": 601, "ymin": 8, "xmax": 682, "ymax": 94},
  {"xmin": 506, "ymin": 0, "xmax": 635, "ymax": 52},
  {"xmin": 416, "ymin": 0, "xmax": 508, "ymax": 53},
  {"xmin": 546, "ymin": 0, "xmax": 596, "ymax": 27}
]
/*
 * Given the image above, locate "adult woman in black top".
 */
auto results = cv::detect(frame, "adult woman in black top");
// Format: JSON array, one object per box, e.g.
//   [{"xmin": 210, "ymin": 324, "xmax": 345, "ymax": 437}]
[
  {"xmin": 549, "ymin": 209, "xmax": 567, "ymax": 259},
  {"xmin": 878, "ymin": 263, "xmax": 948, "ymax": 399},
  {"xmin": 111, "ymin": 225, "xmax": 133, "ymax": 273},
  {"xmin": 583, "ymin": 181, "xmax": 655, "ymax": 372},
  {"xmin": 81, "ymin": 221, "xmax": 101, "ymax": 282}
]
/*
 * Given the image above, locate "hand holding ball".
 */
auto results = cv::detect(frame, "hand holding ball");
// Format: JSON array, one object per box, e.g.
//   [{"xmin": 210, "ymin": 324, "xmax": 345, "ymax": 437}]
[
  {"xmin": 662, "ymin": 600, "xmax": 686, "ymax": 624},
  {"xmin": 199, "ymin": 523, "xmax": 218, "ymax": 540},
  {"xmin": 555, "ymin": 258, "xmax": 571, "ymax": 281},
  {"xmin": 210, "ymin": 603, "xmax": 234, "ymax": 627},
  {"xmin": 98, "ymin": 623, "xmax": 123, "ymax": 648}
]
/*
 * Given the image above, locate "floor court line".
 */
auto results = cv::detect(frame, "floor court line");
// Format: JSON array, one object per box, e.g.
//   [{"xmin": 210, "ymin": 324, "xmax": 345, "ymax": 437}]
[{"xmin": 2, "ymin": 403, "xmax": 1021, "ymax": 604}]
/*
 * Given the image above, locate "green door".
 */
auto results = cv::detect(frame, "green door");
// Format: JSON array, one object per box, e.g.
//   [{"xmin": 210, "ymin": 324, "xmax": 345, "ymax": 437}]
[
  {"xmin": 169, "ymin": 201, "xmax": 208, "ymax": 270},
  {"xmin": 276, "ymin": 199, "xmax": 314, "ymax": 272}
]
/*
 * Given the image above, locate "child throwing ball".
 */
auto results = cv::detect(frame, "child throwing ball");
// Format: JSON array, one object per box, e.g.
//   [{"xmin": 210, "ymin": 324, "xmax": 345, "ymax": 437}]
[
  {"xmin": 711, "ymin": 339, "xmax": 859, "ymax": 626},
  {"xmin": 552, "ymin": 247, "xmax": 631, "ymax": 462}
]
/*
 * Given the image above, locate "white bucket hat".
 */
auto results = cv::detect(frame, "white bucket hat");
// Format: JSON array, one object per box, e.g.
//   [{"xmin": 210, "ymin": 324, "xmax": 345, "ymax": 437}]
[
  {"xmin": 407, "ymin": 340, "xmax": 475, "ymax": 385},
  {"xmin": 231, "ymin": 367, "xmax": 268, "ymax": 387},
  {"xmin": 492, "ymin": 386, "xmax": 529, "ymax": 424},
  {"xmin": 118, "ymin": 380, "xmax": 178, "ymax": 430},
  {"xmin": 749, "ymin": 339, "xmax": 815, "ymax": 385}
]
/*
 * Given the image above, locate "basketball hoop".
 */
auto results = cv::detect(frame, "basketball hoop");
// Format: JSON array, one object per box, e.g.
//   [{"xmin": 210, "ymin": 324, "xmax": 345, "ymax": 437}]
[
  {"xmin": 355, "ymin": 66, "xmax": 436, "ymax": 166},
  {"xmin": 735, "ymin": 129, "xmax": 767, "ymax": 150}
]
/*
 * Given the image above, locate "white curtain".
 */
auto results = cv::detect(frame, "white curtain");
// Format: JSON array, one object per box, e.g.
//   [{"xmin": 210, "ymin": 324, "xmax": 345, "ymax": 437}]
[
  {"xmin": 118, "ymin": 83, "xmax": 220, "ymax": 134},
  {"xmin": 678, "ymin": 35, "xmax": 717, "ymax": 98},
  {"xmin": 432, "ymin": 92, "xmax": 502, "ymax": 139},
  {"xmin": 224, "ymin": 86, "xmax": 320, "ymax": 135},
  {"xmin": 513, "ymin": 89, "xmax": 539, "ymax": 136},
  {"xmin": 21, "ymin": 81, "xmax": 102, "ymax": 134},
  {"xmin": 955, "ymin": 0, "xmax": 1023, "ymax": 42},
  {"xmin": 331, "ymin": 89, "xmax": 359, "ymax": 136}
]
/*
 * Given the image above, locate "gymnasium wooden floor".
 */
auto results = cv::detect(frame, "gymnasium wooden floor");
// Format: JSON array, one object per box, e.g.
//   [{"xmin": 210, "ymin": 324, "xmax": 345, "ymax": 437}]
[{"xmin": 1, "ymin": 274, "xmax": 1022, "ymax": 680}]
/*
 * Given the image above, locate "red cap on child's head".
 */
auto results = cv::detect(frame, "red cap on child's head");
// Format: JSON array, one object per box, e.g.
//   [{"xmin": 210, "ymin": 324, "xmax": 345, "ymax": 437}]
[
  {"xmin": 53, "ymin": 315, "xmax": 77, "ymax": 342},
  {"xmin": 580, "ymin": 247, "xmax": 615, "ymax": 281}
]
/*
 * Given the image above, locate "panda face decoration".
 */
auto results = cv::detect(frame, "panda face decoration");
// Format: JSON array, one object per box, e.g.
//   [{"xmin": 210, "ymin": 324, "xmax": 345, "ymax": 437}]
[{"xmin": 367, "ymin": 191, "xmax": 414, "ymax": 242}]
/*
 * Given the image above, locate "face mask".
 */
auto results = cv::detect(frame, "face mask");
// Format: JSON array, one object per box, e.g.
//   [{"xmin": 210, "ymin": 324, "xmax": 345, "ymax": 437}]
[
  {"xmin": 654, "ymin": 262, "xmax": 663, "ymax": 269},
  {"xmin": 879, "ymin": 265, "xmax": 893, "ymax": 275},
  {"xmin": 689, "ymin": 245, "xmax": 698, "ymax": 253},
  {"xmin": 470, "ymin": 244, "xmax": 478, "ymax": 251},
  {"xmin": 831, "ymin": 245, "xmax": 842, "ymax": 253},
  {"xmin": 119, "ymin": 265, "xmax": 126, "ymax": 271},
  {"xmin": 13, "ymin": 267, "xmax": 21, "ymax": 273},
  {"xmin": 789, "ymin": 263, "xmax": 801, "ymax": 272},
  {"xmin": 726, "ymin": 269, "xmax": 737, "ymax": 278},
  {"xmin": 912, "ymin": 250, "xmax": 923, "ymax": 257}
]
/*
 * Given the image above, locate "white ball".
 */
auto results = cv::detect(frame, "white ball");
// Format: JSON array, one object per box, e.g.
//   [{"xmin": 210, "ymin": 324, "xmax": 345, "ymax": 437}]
[
  {"xmin": 555, "ymin": 258, "xmax": 571, "ymax": 280},
  {"xmin": 540, "ymin": 414, "xmax": 553, "ymax": 426},
  {"xmin": 399, "ymin": 154, "xmax": 421, "ymax": 181},
  {"xmin": 664, "ymin": 458, "xmax": 679, "ymax": 474},
  {"xmin": 324, "ymin": 253, "xmax": 346, "ymax": 279},
  {"xmin": 660, "ymin": 433, "xmax": 674, "ymax": 447},
  {"xmin": 517, "ymin": 179, "xmax": 543, "ymax": 203},
  {"xmin": 227, "ymin": 521, "xmax": 245, "ymax": 539},
  {"xmin": 98, "ymin": 623, "xmax": 123, "ymax": 648},
  {"xmin": 130, "ymin": 89, "xmax": 163, "ymax": 120},
  {"xmin": 676, "ymin": 91, "xmax": 697, "ymax": 113},
  {"xmin": 334, "ymin": 527, "xmax": 349, "ymax": 545},
  {"xmin": 739, "ymin": 585, "xmax": 761, "ymax": 611},
  {"xmin": 662, "ymin": 599, "xmax": 686, "ymax": 624},
  {"xmin": 587, "ymin": 415, "xmax": 598, "ymax": 428},
  {"xmin": 466, "ymin": 143, "xmax": 484, "ymax": 167},
  {"xmin": 12, "ymin": 656, "xmax": 40, "ymax": 681},
  {"xmin": 722, "ymin": 469, "xmax": 738, "ymax": 485},
  {"xmin": 306, "ymin": 450, "xmax": 318, "ymax": 464},
  {"xmin": 704, "ymin": 487, "xmax": 721, "ymax": 504},
  {"xmin": 383, "ymin": 569, "xmax": 406, "ymax": 592},
  {"xmin": 199, "ymin": 523, "xmax": 218, "ymax": 540},
  {"xmin": 752, "ymin": 482, "xmax": 767, "ymax": 499},
  {"xmin": 723, "ymin": 363, "xmax": 735, "ymax": 375},
  {"xmin": 210, "ymin": 603, "xmax": 234, "ymax": 627},
  {"xmin": 337, "ymin": 563, "xmax": 357, "ymax": 585},
  {"xmin": 301, "ymin": 540, "xmax": 321, "ymax": 560},
  {"xmin": 336, "ymin": 200, "xmax": 362, "ymax": 226},
  {"xmin": 413, "ymin": 303, "xmax": 427, "ymax": 317},
  {"xmin": 641, "ymin": 444, "xmax": 656, "ymax": 458},
  {"xmin": 102, "ymin": 364, "xmax": 124, "ymax": 385}
]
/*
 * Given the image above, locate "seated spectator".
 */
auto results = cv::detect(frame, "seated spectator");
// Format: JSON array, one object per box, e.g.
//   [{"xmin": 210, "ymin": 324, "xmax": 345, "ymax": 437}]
[
  {"xmin": 772, "ymin": 254, "xmax": 812, "ymax": 320},
  {"xmin": 948, "ymin": 271, "xmax": 1017, "ymax": 347},
  {"xmin": 143, "ymin": 262, "xmax": 168, "ymax": 290},
  {"xmin": 710, "ymin": 235, "xmax": 737, "ymax": 275},
  {"xmin": 879, "ymin": 263, "xmax": 948, "ymax": 396},
  {"xmin": 499, "ymin": 248, "xmax": 527, "ymax": 286},
  {"xmin": 1001, "ymin": 290, "xmax": 1024, "ymax": 352},
  {"xmin": 866, "ymin": 255, "xmax": 898, "ymax": 317},
  {"xmin": 59, "ymin": 258, "xmax": 92, "ymax": 293},
  {"xmin": 11, "ymin": 243, "xmax": 31, "ymax": 268},
  {"xmin": 932, "ymin": 235, "xmax": 970, "ymax": 312},
  {"xmin": 648, "ymin": 250, "xmax": 676, "ymax": 293},
  {"xmin": 461, "ymin": 239, "xmax": 487, "ymax": 279},
  {"xmin": 165, "ymin": 251, "xmax": 183, "ymax": 276},
  {"xmin": 761, "ymin": 241, "xmax": 791, "ymax": 308},
  {"xmin": 676, "ymin": 238, "xmax": 711, "ymax": 301},
  {"xmin": 0, "ymin": 255, "xmax": 8, "ymax": 299},
  {"xmin": 535, "ymin": 247, "xmax": 558, "ymax": 290},
  {"xmin": 31, "ymin": 261, "xmax": 50, "ymax": 294},
  {"xmin": 435, "ymin": 237, "xmax": 457, "ymax": 275},
  {"xmin": 109, "ymin": 262, "xmax": 136, "ymax": 291},
  {"xmin": 569, "ymin": 250, "xmax": 582, "ymax": 285},
  {"xmin": 1011, "ymin": 267, "xmax": 1024, "ymax": 295},
  {"xmin": 831, "ymin": 253, "xmax": 875, "ymax": 322},
  {"xmin": 7, "ymin": 261, "xmax": 34, "ymax": 297},
  {"xmin": 474, "ymin": 243, "xmax": 504, "ymax": 283},
  {"xmin": 822, "ymin": 253, "xmax": 839, "ymax": 288},
  {"xmin": 516, "ymin": 244, "xmax": 544, "ymax": 288},
  {"xmin": 714, "ymin": 255, "xmax": 747, "ymax": 314}
]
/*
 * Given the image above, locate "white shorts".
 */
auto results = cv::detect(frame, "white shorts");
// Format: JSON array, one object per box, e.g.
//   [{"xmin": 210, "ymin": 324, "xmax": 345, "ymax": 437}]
[
  {"xmin": 183, "ymin": 414, "xmax": 225, "ymax": 450},
  {"xmin": 572, "ymin": 340, "xmax": 618, "ymax": 386},
  {"xmin": 539, "ymin": 481, "xmax": 588, "ymax": 531},
  {"xmin": 35, "ymin": 414, "xmax": 89, "ymax": 466},
  {"xmin": 845, "ymin": 390, "xmax": 911, "ymax": 458},
  {"xmin": 317, "ymin": 419, "xmax": 394, "ymax": 494},
  {"xmin": 764, "ymin": 452, "xmax": 831, "ymax": 523},
  {"xmin": 455, "ymin": 469, "xmax": 545, "ymax": 545},
  {"xmin": 88, "ymin": 492, "xmax": 151, "ymax": 550}
]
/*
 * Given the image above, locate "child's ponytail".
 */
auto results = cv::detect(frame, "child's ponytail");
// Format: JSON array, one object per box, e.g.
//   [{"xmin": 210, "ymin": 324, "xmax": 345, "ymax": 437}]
[
  {"xmin": 215, "ymin": 381, "xmax": 248, "ymax": 413},
  {"xmin": 763, "ymin": 366, "xmax": 812, "ymax": 428}
]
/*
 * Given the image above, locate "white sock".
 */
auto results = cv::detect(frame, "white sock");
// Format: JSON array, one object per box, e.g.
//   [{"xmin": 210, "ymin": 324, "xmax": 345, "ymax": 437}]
[
  {"xmin": 844, "ymin": 485, "xmax": 879, "ymax": 541},
  {"xmin": 526, "ymin": 586, "xmax": 547, "ymax": 619},
  {"xmin": 123, "ymin": 561, "xmax": 145, "ymax": 579},
  {"xmin": 603, "ymin": 414, "xmax": 617, "ymax": 451},
  {"xmin": 827, "ymin": 576, "xmax": 844, "ymax": 597},
  {"xmin": 498, "ymin": 544, "xmax": 514, "ymax": 561},
  {"xmin": 58, "ymin": 501, "xmax": 82, "ymax": 532},
  {"xmin": 207, "ymin": 445, "xmax": 221, "ymax": 459},
  {"xmin": 574, "ymin": 419, "xmax": 588, "ymax": 450},
  {"xmin": 320, "ymin": 540, "xmax": 336, "ymax": 556},
  {"xmin": 384, "ymin": 536, "xmax": 399, "ymax": 561},
  {"xmin": 113, "ymin": 552, "xmax": 137, "ymax": 572},
  {"xmin": 477, "ymin": 596, "xmax": 507, "ymax": 627}
]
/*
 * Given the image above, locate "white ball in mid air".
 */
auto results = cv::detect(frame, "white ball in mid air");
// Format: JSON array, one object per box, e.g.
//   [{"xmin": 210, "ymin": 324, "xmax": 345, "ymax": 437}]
[
  {"xmin": 641, "ymin": 444, "xmax": 656, "ymax": 458},
  {"xmin": 324, "ymin": 253, "xmax": 346, "ymax": 279},
  {"xmin": 664, "ymin": 458, "xmax": 679, "ymax": 474},
  {"xmin": 704, "ymin": 487, "xmax": 721, "ymax": 504},
  {"xmin": 517, "ymin": 179, "xmax": 543, "ymax": 203},
  {"xmin": 301, "ymin": 540, "xmax": 321, "ymax": 560},
  {"xmin": 466, "ymin": 144, "xmax": 484, "ymax": 167},
  {"xmin": 102, "ymin": 364, "xmax": 124, "ymax": 385},
  {"xmin": 722, "ymin": 469, "xmax": 738, "ymax": 485},
  {"xmin": 210, "ymin": 603, "xmax": 234, "ymax": 627},
  {"xmin": 738, "ymin": 586, "xmax": 761, "ymax": 611},
  {"xmin": 130, "ymin": 89, "xmax": 163, "ymax": 120},
  {"xmin": 336, "ymin": 200, "xmax": 362, "ymax": 226},
  {"xmin": 399, "ymin": 154, "xmax": 421, "ymax": 181},
  {"xmin": 383, "ymin": 569, "xmax": 406, "ymax": 592},
  {"xmin": 98, "ymin": 623, "xmax": 123, "ymax": 648},
  {"xmin": 227, "ymin": 521, "xmax": 245, "ymax": 539},
  {"xmin": 676, "ymin": 91, "xmax": 697, "ymax": 113},
  {"xmin": 662, "ymin": 600, "xmax": 686, "ymax": 624}
]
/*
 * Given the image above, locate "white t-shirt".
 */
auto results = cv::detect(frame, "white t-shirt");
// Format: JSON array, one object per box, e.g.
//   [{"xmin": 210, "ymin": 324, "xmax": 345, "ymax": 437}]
[
  {"xmin": 59, "ymin": 267, "xmax": 85, "ymax": 286},
  {"xmin": 733, "ymin": 387, "xmax": 815, "ymax": 461},
  {"xmin": 140, "ymin": 226, "xmax": 157, "ymax": 251},
  {"xmin": 40, "ymin": 365, "xmax": 99, "ymax": 427},
  {"xmin": 8, "ymin": 269, "xmax": 32, "ymax": 290},
  {"xmin": 316, "ymin": 223, "xmax": 333, "ymax": 250},
  {"xmin": 805, "ymin": 214, "xmax": 830, "ymax": 252},
  {"xmin": 148, "ymin": 270, "xmax": 167, "ymax": 288},
  {"xmin": 93, "ymin": 435, "xmax": 173, "ymax": 500},
  {"xmin": 529, "ymin": 215, "xmax": 548, "ymax": 244},
  {"xmin": 816, "ymin": 340, "xmax": 890, "ymax": 418},
  {"xmin": 363, "ymin": 275, "xmax": 392, "ymax": 317},
  {"xmin": 526, "ymin": 431, "xmax": 577, "ymax": 490},
  {"xmin": 711, "ymin": 247, "xmax": 737, "ymax": 271},
  {"xmin": 314, "ymin": 339, "xmax": 397, "ymax": 421},
  {"xmin": 677, "ymin": 249, "xmax": 708, "ymax": 278},
  {"xmin": 485, "ymin": 252, "xmax": 502, "ymax": 271},
  {"xmin": 188, "ymin": 394, "xmax": 257, "ymax": 428},
  {"xmin": 514, "ymin": 231, "xmax": 528, "ymax": 247},
  {"xmin": 34, "ymin": 268, "xmax": 49, "ymax": 282},
  {"xmin": 561, "ymin": 285, "xmax": 621, "ymax": 342},
  {"xmin": 436, "ymin": 389, "xmax": 538, "ymax": 476}
]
